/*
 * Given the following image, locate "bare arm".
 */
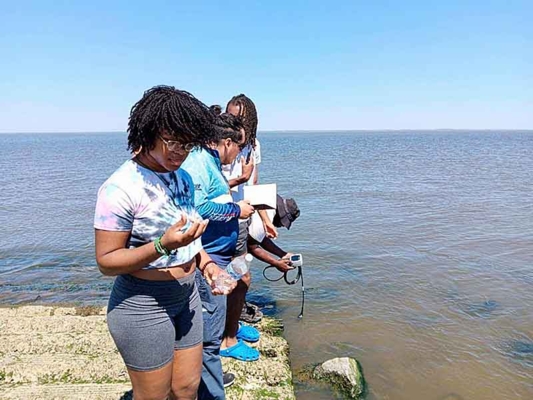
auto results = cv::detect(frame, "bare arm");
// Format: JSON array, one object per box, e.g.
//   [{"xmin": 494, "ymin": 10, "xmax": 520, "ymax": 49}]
[
  {"xmin": 252, "ymin": 163, "xmax": 278, "ymax": 237},
  {"xmin": 95, "ymin": 216, "xmax": 208, "ymax": 276},
  {"xmin": 228, "ymin": 176, "xmax": 246, "ymax": 188},
  {"xmin": 258, "ymin": 209, "xmax": 279, "ymax": 238},
  {"xmin": 248, "ymin": 150, "xmax": 276, "ymax": 237},
  {"xmin": 95, "ymin": 230, "xmax": 162, "ymax": 276},
  {"xmin": 258, "ymin": 236, "xmax": 286, "ymax": 258},
  {"xmin": 248, "ymin": 240, "xmax": 281, "ymax": 266},
  {"xmin": 228, "ymin": 156, "xmax": 254, "ymax": 188},
  {"xmin": 252, "ymin": 163, "xmax": 259, "ymax": 185},
  {"xmin": 247, "ymin": 236, "xmax": 292, "ymax": 272}
]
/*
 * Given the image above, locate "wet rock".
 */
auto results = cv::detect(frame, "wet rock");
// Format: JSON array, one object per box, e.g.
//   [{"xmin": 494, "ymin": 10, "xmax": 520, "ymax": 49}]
[
  {"xmin": 313, "ymin": 357, "xmax": 365, "ymax": 399},
  {"xmin": 245, "ymin": 293, "xmax": 279, "ymax": 316},
  {"xmin": 261, "ymin": 348, "xmax": 278, "ymax": 358}
]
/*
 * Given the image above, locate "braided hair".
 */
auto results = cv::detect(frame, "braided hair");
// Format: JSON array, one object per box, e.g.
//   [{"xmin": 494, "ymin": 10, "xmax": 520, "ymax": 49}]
[
  {"xmin": 212, "ymin": 113, "xmax": 245, "ymax": 143},
  {"xmin": 210, "ymin": 104, "xmax": 222, "ymax": 116},
  {"xmin": 226, "ymin": 94, "xmax": 258, "ymax": 148},
  {"xmin": 128, "ymin": 85, "xmax": 215, "ymax": 153}
]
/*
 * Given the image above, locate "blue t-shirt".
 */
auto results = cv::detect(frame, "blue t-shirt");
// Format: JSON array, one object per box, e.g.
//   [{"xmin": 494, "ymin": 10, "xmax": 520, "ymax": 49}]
[{"xmin": 181, "ymin": 147, "xmax": 240, "ymax": 266}]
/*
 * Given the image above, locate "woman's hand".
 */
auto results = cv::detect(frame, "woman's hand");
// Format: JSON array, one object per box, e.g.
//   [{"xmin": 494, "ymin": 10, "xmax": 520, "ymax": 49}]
[
  {"xmin": 274, "ymin": 256, "xmax": 294, "ymax": 273},
  {"xmin": 281, "ymin": 253, "xmax": 294, "ymax": 261},
  {"xmin": 161, "ymin": 214, "xmax": 208, "ymax": 251},
  {"xmin": 239, "ymin": 156, "xmax": 254, "ymax": 183},
  {"xmin": 263, "ymin": 219, "xmax": 279, "ymax": 239},
  {"xmin": 237, "ymin": 200, "xmax": 255, "ymax": 219},
  {"xmin": 203, "ymin": 263, "xmax": 237, "ymax": 295}
]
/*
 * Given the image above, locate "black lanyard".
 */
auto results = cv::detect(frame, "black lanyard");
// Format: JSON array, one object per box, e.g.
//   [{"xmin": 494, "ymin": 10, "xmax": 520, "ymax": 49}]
[{"xmin": 263, "ymin": 264, "xmax": 305, "ymax": 319}]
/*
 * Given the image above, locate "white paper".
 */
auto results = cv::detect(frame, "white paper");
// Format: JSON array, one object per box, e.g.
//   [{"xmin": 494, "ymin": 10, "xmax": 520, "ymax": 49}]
[{"xmin": 243, "ymin": 183, "xmax": 277, "ymax": 210}]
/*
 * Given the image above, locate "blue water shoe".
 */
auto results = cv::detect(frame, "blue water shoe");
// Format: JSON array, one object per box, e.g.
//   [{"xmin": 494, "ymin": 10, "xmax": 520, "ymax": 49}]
[
  {"xmin": 236, "ymin": 322, "xmax": 260, "ymax": 343},
  {"xmin": 220, "ymin": 340, "xmax": 260, "ymax": 361}
]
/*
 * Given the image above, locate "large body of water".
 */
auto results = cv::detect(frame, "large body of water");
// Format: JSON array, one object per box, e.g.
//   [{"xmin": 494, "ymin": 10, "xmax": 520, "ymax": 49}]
[{"xmin": 1, "ymin": 131, "xmax": 532, "ymax": 399}]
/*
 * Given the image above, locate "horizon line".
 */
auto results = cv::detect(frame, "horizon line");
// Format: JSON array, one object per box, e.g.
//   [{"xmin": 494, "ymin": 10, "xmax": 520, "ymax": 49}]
[{"xmin": 1, "ymin": 128, "xmax": 533, "ymax": 135}]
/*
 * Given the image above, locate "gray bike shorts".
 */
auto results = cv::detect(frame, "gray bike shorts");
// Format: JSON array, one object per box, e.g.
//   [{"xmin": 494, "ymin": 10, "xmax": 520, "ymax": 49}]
[
  {"xmin": 107, "ymin": 273, "xmax": 203, "ymax": 371},
  {"xmin": 235, "ymin": 218, "xmax": 252, "ymax": 257}
]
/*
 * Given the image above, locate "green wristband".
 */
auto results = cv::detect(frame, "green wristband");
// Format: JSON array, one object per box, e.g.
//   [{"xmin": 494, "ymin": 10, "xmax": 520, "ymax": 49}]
[{"xmin": 154, "ymin": 236, "xmax": 170, "ymax": 257}]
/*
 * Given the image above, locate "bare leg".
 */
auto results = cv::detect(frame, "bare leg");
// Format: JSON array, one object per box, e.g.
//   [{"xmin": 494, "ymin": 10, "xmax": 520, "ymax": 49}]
[
  {"xmin": 221, "ymin": 272, "xmax": 251, "ymax": 349},
  {"xmin": 127, "ymin": 361, "xmax": 173, "ymax": 400},
  {"xmin": 170, "ymin": 343, "xmax": 203, "ymax": 400}
]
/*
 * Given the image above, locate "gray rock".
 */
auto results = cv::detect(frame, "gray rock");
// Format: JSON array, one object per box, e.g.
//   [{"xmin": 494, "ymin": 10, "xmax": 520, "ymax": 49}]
[{"xmin": 313, "ymin": 357, "xmax": 365, "ymax": 399}]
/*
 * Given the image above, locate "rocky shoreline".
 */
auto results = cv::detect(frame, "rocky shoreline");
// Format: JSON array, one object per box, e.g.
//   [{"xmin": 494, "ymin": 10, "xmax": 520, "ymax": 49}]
[{"xmin": 0, "ymin": 305, "xmax": 295, "ymax": 400}]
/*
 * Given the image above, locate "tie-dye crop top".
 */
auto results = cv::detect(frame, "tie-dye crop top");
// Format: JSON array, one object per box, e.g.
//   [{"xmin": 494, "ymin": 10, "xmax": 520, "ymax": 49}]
[{"xmin": 94, "ymin": 160, "xmax": 202, "ymax": 270}]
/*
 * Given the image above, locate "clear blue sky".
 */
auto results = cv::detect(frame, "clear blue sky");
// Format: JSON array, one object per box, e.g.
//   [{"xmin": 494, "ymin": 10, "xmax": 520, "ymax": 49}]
[{"xmin": 1, "ymin": 0, "xmax": 531, "ymax": 132}]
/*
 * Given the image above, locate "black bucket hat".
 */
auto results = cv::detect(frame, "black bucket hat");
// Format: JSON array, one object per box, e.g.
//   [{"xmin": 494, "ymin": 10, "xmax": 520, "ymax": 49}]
[{"xmin": 273, "ymin": 195, "xmax": 300, "ymax": 230}]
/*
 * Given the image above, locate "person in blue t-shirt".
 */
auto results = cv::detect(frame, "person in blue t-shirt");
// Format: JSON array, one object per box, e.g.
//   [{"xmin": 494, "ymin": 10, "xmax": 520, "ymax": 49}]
[{"xmin": 181, "ymin": 113, "xmax": 255, "ymax": 400}]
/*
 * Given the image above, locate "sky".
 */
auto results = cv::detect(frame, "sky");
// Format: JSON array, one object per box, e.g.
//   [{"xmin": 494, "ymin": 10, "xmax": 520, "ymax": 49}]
[{"xmin": 0, "ymin": 0, "xmax": 531, "ymax": 132}]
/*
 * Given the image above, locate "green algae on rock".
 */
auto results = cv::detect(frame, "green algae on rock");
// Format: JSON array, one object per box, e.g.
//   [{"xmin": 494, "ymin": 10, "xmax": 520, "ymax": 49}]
[{"xmin": 313, "ymin": 357, "xmax": 365, "ymax": 399}]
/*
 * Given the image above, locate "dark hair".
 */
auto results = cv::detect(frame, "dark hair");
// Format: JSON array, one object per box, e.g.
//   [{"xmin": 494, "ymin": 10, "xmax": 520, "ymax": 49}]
[
  {"xmin": 128, "ymin": 85, "xmax": 215, "ymax": 153},
  {"xmin": 226, "ymin": 94, "xmax": 258, "ymax": 148},
  {"xmin": 212, "ymin": 113, "xmax": 244, "ymax": 143},
  {"xmin": 210, "ymin": 104, "xmax": 222, "ymax": 116}
]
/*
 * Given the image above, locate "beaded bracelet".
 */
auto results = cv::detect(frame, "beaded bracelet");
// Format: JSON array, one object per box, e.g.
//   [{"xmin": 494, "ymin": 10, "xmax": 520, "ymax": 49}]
[{"xmin": 201, "ymin": 260, "xmax": 217, "ymax": 274}]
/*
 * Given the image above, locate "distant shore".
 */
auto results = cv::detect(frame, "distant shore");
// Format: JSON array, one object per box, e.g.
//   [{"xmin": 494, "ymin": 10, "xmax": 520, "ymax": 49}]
[{"xmin": 0, "ymin": 305, "xmax": 295, "ymax": 400}]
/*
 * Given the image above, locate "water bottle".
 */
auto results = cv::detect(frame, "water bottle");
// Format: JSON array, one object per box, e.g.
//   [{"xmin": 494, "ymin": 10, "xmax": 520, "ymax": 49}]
[{"xmin": 215, "ymin": 254, "xmax": 253, "ymax": 291}]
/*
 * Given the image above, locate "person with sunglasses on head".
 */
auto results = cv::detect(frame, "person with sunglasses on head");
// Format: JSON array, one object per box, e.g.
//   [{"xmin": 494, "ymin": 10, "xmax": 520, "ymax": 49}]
[
  {"xmin": 94, "ymin": 85, "xmax": 234, "ymax": 400},
  {"xmin": 181, "ymin": 112, "xmax": 255, "ymax": 400}
]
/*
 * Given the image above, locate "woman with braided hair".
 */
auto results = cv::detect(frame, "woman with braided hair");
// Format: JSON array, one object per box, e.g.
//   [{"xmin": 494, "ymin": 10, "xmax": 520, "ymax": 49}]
[
  {"xmin": 225, "ymin": 94, "xmax": 277, "ymax": 237},
  {"xmin": 218, "ymin": 94, "xmax": 278, "ymax": 362},
  {"xmin": 94, "ymin": 85, "xmax": 234, "ymax": 400}
]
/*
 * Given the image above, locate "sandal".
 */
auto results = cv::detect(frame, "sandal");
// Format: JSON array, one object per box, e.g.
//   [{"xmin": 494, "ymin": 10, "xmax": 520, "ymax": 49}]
[
  {"xmin": 237, "ymin": 322, "xmax": 260, "ymax": 343},
  {"xmin": 220, "ymin": 340, "xmax": 260, "ymax": 361}
]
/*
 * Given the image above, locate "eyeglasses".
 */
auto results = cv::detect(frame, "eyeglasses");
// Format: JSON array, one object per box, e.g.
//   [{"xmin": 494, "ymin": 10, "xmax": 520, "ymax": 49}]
[{"xmin": 159, "ymin": 136, "xmax": 196, "ymax": 153}]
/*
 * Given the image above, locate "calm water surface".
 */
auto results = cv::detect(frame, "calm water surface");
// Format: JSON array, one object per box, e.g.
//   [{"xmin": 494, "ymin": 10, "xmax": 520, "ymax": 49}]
[{"xmin": 1, "ymin": 131, "xmax": 532, "ymax": 399}]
